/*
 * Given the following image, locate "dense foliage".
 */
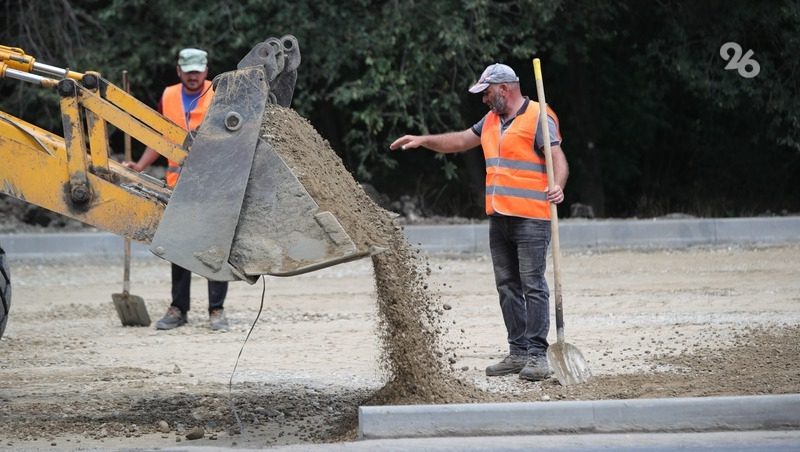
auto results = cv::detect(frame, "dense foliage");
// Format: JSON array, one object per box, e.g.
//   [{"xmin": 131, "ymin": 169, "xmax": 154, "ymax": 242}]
[{"xmin": 2, "ymin": 0, "xmax": 798, "ymax": 218}]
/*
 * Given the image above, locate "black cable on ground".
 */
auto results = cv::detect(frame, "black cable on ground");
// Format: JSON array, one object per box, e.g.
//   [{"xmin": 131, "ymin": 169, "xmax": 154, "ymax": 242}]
[{"xmin": 228, "ymin": 275, "xmax": 267, "ymax": 440}]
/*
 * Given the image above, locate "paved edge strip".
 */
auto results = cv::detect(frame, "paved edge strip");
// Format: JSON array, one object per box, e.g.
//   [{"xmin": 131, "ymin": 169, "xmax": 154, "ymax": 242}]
[
  {"xmin": 1, "ymin": 216, "xmax": 799, "ymax": 259},
  {"xmin": 404, "ymin": 216, "xmax": 800, "ymax": 253},
  {"xmin": 357, "ymin": 394, "xmax": 800, "ymax": 439}
]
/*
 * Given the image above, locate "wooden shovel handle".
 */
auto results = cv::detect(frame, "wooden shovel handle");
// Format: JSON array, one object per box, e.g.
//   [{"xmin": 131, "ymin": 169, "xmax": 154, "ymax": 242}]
[
  {"xmin": 122, "ymin": 71, "xmax": 132, "ymax": 162},
  {"xmin": 533, "ymin": 59, "xmax": 565, "ymax": 344},
  {"xmin": 122, "ymin": 70, "xmax": 132, "ymax": 294}
]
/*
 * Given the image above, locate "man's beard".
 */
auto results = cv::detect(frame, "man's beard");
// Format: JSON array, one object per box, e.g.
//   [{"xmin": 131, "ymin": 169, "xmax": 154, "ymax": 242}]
[
  {"xmin": 488, "ymin": 92, "xmax": 506, "ymax": 115},
  {"xmin": 185, "ymin": 80, "xmax": 202, "ymax": 90}
]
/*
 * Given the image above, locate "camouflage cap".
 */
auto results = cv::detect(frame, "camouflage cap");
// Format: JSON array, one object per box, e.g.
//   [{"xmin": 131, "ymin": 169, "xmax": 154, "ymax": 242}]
[{"xmin": 178, "ymin": 48, "xmax": 207, "ymax": 72}]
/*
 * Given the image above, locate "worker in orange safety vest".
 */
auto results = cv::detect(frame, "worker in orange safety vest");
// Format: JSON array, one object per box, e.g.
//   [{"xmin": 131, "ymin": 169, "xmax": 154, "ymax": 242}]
[
  {"xmin": 390, "ymin": 63, "xmax": 569, "ymax": 382},
  {"xmin": 124, "ymin": 47, "xmax": 229, "ymax": 332}
]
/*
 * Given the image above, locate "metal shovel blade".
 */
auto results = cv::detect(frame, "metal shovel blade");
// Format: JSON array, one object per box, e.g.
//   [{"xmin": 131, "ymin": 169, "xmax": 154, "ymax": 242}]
[
  {"xmin": 112, "ymin": 292, "xmax": 151, "ymax": 327},
  {"xmin": 547, "ymin": 341, "xmax": 591, "ymax": 386}
]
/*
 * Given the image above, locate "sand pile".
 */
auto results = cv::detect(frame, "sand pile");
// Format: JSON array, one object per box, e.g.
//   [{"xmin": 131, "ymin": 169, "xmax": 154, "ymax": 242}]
[{"xmin": 259, "ymin": 105, "xmax": 484, "ymax": 404}]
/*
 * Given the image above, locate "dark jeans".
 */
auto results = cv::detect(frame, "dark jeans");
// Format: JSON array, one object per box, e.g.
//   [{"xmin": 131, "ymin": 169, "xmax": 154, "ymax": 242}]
[
  {"xmin": 171, "ymin": 264, "xmax": 228, "ymax": 314},
  {"xmin": 489, "ymin": 215, "xmax": 551, "ymax": 357}
]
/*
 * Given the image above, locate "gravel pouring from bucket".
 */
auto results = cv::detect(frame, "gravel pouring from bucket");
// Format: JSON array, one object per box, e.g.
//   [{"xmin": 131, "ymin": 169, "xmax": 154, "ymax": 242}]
[{"xmin": 533, "ymin": 58, "xmax": 590, "ymax": 386}]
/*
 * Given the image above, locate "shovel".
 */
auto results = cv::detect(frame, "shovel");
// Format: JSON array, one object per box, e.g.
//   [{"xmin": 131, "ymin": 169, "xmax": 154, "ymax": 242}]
[
  {"xmin": 533, "ymin": 58, "xmax": 590, "ymax": 385},
  {"xmin": 112, "ymin": 70, "xmax": 151, "ymax": 327}
]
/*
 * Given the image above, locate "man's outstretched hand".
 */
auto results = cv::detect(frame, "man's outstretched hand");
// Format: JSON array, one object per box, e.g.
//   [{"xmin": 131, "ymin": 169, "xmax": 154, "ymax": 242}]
[{"xmin": 389, "ymin": 135, "xmax": 422, "ymax": 151}]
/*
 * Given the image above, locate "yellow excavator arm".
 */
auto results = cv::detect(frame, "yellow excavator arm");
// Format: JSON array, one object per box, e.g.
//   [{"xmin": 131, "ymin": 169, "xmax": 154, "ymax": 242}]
[
  {"xmin": 0, "ymin": 45, "xmax": 185, "ymax": 241},
  {"xmin": 1, "ymin": 37, "xmax": 376, "ymax": 282}
]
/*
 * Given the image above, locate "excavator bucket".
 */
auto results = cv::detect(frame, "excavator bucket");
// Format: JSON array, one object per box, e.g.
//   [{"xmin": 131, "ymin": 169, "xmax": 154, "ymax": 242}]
[{"xmin": 150, "ymin": 36, "xmax": 377, "ymax": 282}]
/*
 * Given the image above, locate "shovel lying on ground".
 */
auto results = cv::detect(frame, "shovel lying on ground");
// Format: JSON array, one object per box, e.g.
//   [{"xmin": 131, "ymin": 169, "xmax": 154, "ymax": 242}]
[
  {"xmin": 111, "ymin": 71, "xmax": 151, "ymax": 327},
  {"xmin": 533, "ymin": 58, "xmax": 590, "ymax": 386}
]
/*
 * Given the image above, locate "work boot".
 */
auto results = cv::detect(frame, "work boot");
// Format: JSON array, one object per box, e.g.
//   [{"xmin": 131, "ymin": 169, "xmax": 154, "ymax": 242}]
[
  {"xmin": 155, "ymin": 306, "xmax": 187, "ymax": 330},
  {"xmin": 519, "ymin": 355, "xmax": 552, "ymax": 382},
  {"xmin": 485, "ymin": 354, "xmax": 528, "ymax": 376},
  {"xmin": 209, "ymin": 309, "xmax": 229, "ymax": 331}
]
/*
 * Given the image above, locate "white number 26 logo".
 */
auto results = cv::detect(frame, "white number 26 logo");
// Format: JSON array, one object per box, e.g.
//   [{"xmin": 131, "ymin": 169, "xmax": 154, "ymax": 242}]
[{"xmin": 720, "ymin": 42, "xmax": 760, "ymax": 78}]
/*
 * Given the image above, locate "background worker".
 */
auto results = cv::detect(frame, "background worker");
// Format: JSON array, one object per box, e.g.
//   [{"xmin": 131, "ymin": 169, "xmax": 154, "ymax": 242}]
[
  {"xmin": 124, "ymin": 48, "xmax": 229, "ymax": 331},
  {"xmin": 390, "ymin": 63, "xmax": 568, "ymax": 381}
]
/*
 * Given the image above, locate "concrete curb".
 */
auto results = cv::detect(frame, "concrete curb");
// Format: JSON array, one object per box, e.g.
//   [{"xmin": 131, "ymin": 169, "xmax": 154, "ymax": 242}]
[
  {"xmin": 358, "ymin": 394, "xmax": 800, "ymax": 439},
  {"xmin": 1, "ymin": 216, "xmax": 799, "ymax": 259},
  {"xmin": 404, "ymin": 216, "xmax": 800, "ymax": 253}
]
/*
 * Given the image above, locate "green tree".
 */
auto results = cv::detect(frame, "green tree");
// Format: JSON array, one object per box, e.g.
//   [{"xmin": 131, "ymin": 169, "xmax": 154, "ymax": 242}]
[{"xmin": 2, "ymin": 0, "xmax": 798, "ymax": 218}]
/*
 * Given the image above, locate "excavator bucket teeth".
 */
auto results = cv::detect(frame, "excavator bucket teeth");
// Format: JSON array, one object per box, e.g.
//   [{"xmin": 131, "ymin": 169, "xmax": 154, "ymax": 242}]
[{"xmin": 150, "ymin": 36, "xmax": 374, "ymax": 281}]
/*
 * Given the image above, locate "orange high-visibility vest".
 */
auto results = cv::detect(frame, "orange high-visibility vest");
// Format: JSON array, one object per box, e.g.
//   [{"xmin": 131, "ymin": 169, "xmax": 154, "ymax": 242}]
[
  {"xmin": 161, "ymin": 80, "xmax": 214, "ymax": 188},
  {"xmin": 481, "ymin": 101, "xmax": 560, "ymax": 220}
]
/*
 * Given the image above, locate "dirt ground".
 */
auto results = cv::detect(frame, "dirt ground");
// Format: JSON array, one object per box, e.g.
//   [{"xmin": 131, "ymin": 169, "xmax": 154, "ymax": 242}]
[{"xmin": 1, "ymin": 243, "xmax": 798, "ymax": 450}]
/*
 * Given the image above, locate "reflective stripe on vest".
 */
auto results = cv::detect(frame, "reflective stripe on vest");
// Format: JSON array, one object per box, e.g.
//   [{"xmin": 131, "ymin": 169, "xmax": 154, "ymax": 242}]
[
  {"xmin": 481, "ymin": 101, "xmax": 559, "ymax": 220},
  {"xmin": 485, "ymin": 157, "xmax": 546, "ymax": 173},
  {"xmin": 161, "ymin": 80, "xmax": 214, "ymax": 188}
]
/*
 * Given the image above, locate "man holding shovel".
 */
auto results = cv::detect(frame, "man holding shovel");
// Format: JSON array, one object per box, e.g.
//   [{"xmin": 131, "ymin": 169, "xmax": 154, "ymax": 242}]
[
  {"xmin": 390, "ymin": 63, "xmax": 568, "ymax": 381},
  {"xmin": 125, "ymin": 48, "xmax": 229, "ymax": 331}
]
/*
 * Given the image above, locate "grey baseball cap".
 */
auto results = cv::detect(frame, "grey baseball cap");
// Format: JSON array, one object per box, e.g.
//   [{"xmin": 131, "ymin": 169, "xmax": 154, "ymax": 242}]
[
  {"xmin": 178, "ymin": 48, "xmax": 208, "ymax": 72},
  {"xmin": 468, "ymin": 63, "xmax": 519, "ymax": 93}
]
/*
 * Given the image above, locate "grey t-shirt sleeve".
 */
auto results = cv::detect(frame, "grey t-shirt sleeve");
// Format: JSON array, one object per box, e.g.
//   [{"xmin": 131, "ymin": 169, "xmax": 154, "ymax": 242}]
[
  {"xmin": 471, "ymin": 114, "xmax": 487, "ymax": 136},
  {"xmin": 535, "ymin": 115, "xmax": 561, "ymax": 151}
]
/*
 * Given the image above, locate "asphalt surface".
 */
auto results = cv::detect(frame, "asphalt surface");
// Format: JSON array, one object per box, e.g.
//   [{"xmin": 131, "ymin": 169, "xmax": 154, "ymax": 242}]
[{"xmin": 159, "ymin": 430, "xmax": 800, "ymax": 451}]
